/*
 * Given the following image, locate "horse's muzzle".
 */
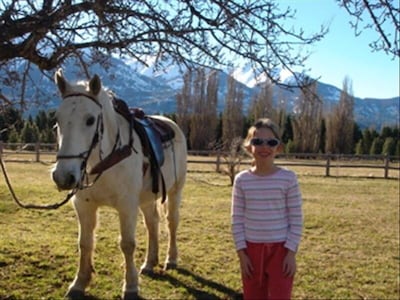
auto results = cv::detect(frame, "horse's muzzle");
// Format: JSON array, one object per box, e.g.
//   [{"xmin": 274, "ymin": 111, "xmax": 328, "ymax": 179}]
[{"xmin": 52, "ymin": 167, "xmax": 80, "ymax": 190}]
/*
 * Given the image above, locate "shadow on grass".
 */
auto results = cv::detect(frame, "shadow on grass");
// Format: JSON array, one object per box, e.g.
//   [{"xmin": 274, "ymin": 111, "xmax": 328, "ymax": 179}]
[
  {"xmin": 65, "ymin": 267, "xmax": 242, "ymax": 300},
  {"xmin": 142, "ymin": 267, "xmax": 242, "ymax": 300}
]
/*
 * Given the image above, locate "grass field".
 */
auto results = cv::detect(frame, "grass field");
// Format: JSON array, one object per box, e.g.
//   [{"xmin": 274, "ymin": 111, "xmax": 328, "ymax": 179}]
[{"xmin": 0, "ymin": 162, "xmax": 399, "ymax": 299}]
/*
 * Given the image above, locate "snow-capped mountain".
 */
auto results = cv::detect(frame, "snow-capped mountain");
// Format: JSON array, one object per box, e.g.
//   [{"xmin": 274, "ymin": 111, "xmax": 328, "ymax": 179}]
[{"xmin": 1, "ymin": 56, "xmax": 398, "ymax": 130}]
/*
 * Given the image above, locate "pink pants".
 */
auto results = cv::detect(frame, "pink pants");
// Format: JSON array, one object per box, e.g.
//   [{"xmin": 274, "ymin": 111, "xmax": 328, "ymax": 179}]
[{"xmin": 242, "ymin": 241, "xmax": 293, "ymax": 300}]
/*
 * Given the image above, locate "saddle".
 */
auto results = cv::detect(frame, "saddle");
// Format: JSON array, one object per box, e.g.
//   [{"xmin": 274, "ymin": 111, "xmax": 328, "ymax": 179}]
[{"xmin": 113, "ymin": 98, "xmax": 175, "ymax": 202}]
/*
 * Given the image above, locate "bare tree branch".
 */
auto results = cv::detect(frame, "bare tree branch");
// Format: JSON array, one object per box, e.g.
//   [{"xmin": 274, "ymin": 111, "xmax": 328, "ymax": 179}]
[
  {"xmin": 338, "ymin": 0, "xmax": 400, "ymax": 57},
  {"xmin": 0, "ymin": 0, "xmax": 334, "ymax": 110}
]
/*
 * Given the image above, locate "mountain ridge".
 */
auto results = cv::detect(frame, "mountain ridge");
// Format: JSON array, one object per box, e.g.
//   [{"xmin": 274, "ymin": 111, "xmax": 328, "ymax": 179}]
[{"xmin": 1, "ymin": 57, "xmax": 398, "ymax": 130}]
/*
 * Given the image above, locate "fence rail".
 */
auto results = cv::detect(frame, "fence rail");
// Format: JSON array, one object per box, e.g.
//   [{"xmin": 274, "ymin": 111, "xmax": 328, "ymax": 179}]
[{"xmin": 0, "ymin": 142, "xmax": 399, "ymax": 179}]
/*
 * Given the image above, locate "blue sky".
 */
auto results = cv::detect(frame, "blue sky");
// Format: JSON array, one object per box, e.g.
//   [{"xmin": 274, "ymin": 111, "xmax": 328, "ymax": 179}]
[{"xmin": 279, "ymin": 0, "xmax": 399, "ymax": 99}]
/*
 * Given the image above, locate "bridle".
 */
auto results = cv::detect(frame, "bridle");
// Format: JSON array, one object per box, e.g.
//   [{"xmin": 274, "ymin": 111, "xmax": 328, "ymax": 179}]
[
  {"xmin": 56, "ymin": 92, "xmax": 134, "ymax": 190},
  {"xmin": 57, "ymin": 94, "xmax": 103, "ymax": 156},
  {"xmin": 56, "ymin": 93, "xmax": 106, "ymax": 190}
]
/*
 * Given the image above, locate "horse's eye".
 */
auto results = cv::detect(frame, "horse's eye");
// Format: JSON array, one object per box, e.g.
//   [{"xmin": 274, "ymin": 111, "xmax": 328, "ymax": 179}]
[{"xmin": 86, "ymin": 116, "xmax": 96, "ymax": 126}]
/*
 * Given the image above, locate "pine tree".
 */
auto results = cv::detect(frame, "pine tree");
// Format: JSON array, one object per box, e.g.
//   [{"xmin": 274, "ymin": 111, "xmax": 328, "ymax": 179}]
[
  {"xmin": 381, "ymin": 126, "xmax": 393, "ymax": 139},
  {"xmin": 7, "ymin": 128, "xmax": 20, "ymax": 143},
  {"xmin": 361, "ymin": 128, "xmax": 374, "ymax": 154},
  {"xmin": 40, "ymin": 128, "xmax": 57, "ymax": 144},
  {"xmin": 369, "ymin": 137, "xmax": 383, "ymax": 155},
  {"xmin": 281, "ymin": 115, "xmax": 293, "ymax": 144},
  {"xmin": 353, "ymin": 123, "xmax": 362, "ymax": 149},
  {"xmin": 20, "ymin": 121, "xmax": 40, "ymax": 149},
  {"xmin": 0, "ymin": 107, "xmax": 24, "ymax": 141},
  {"xmin": 35, "ymin": 110, "xmax": 48, "ymax": 132},
  {"xmin": 382, "ymin": 137, "xmax": 396, "ymax": 155},
  {"xmin": 355, "ymin": 139, "xmax": 365, "ymax": 155},
  {"xmin": 285, "ymin": 139, "xmax": 296, "ymax": 153}
]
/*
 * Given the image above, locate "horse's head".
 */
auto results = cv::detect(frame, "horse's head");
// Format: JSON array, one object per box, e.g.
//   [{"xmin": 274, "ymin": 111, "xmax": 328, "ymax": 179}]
[{"xmin": 52, "ymin": 69, "xmax": 104, "ymax": 190}]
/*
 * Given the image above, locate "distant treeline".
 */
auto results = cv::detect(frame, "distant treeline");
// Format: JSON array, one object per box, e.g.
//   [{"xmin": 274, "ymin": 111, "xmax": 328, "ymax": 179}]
[{"xmin": 0, "ymin": 106, "xmax": 398, "ymax": 156}]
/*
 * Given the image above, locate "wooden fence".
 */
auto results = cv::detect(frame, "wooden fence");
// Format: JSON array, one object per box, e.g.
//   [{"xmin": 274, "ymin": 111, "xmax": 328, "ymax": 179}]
[
  {"xmin": 0, "ymin": 142, "xmax": 399, "ymax": 179},
  {"xmin": 187, "ymin": 150, "xmax": 399, "ymax": 179}
]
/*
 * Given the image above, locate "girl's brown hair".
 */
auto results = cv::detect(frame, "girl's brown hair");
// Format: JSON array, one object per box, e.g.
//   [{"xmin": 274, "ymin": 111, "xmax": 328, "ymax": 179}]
[{"xmin": 243, "ymin": 118, "xmax": 281, "ymax": 153}]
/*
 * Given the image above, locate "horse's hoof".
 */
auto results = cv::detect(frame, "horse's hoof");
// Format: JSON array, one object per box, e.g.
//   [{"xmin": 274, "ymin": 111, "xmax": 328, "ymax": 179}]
[
  {"xmin": 123, "ymin": 291, "xmax": 139, "ymax": 300},
  {"xmin": 164, "ymin": 262, "xmax": 177, "ymax": 270},
  {"xmin": 140, "ymin": 267, "xmax": 155, "ymax": 276},
  {"xmin": 65, "ymin": 289, "xmax": 85, "ymax": 300}
]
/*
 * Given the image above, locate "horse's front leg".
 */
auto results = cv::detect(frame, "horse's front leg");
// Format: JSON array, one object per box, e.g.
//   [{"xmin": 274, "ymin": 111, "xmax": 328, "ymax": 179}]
[
  {"xmin": 118, "ymin": 207, "xmax": 139, "ymax": 300},
  {"xmin": 66, "ymin": 199, "xmax": 98, "ymax": 299}
]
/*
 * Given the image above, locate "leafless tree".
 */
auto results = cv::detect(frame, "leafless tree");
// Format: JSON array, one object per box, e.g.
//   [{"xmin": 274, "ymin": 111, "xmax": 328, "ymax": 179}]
[
  {"xmin": 337, "ymin": 0, "xmax": 400, "ymax": 57},
  {"xmin": 222, "ymin": 74, "xmax": 244, "ymax": 149},
  {"xmin": 176, "ymin": 68, "xmax": 218, "ymax": 150},
  {"xmin": 325, "ymin": 77, "xmax": 355, "ymax": 154},
  {"xmin": 204, "ymin": 70, "xmax": 219, "ymax": 148},
  {"xmin": 220, "ymin": 137, "xmax": 246, "ymax": 186},
  {"xmin": 1, "ymin": 0, "xmax": 328, "ymax": 108},
  {"xmin": 190, "ymin": 68, "xmax": 218, "ymax": 150},
  {"xmin": 292, "ymin": 81, "xmax": 323, "ymax": 153},
  {"xmin": 190, "ymin": 68, "xmax": 207, "ymax": 150},
  {"xmin": 176, "ymin": 69, "xmax": 192, "ymax": 140},
  {"xmin": 248, "ymin": 80, "xmax": 274, "ymax": 122}
]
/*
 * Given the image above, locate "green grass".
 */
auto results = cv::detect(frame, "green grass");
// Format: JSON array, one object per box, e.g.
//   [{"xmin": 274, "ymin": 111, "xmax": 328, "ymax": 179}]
[{"xmin": 0, "ymin": 162, "xmax": 399, "ymax": 299}]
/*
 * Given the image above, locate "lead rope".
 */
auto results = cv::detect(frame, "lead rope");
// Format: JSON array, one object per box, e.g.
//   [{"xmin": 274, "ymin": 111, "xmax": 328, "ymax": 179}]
[{"xmin": 0, "ymin": 155, "xmax": 76, "ymax": 209}]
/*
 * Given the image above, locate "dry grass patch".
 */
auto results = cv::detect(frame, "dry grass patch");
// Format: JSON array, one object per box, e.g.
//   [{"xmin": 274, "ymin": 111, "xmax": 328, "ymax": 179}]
[{"xmin": 0, "ymin": 162, "xmax": 398, "ymax": 299}]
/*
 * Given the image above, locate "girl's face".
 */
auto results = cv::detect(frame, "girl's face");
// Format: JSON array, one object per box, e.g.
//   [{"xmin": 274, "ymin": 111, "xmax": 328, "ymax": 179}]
[{"xmin": 250, "ymin": 127, "xmax": 282, "ymax": 162}]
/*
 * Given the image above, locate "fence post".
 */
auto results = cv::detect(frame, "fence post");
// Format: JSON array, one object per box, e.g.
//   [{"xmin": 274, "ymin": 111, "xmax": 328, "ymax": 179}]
[
  {"xmin": 35, "ymin": 142, "xmax": 40, "ymax": 162},
  {"xmin": 325, "ymin": 153, "xmax": 331, "ymax": 177},
  {"xmin": 216, "ymin": 151, "xmax": 221, "ymax": 173},
  {"xmin": 384, "ymin": 154, "xmax": 389, "ymax": 179}
]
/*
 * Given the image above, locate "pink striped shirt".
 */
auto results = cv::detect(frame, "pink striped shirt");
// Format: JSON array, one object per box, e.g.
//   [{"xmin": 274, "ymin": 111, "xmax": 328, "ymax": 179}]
[{"xmin": 231, "ymin": 168, "xmax": 303, "ymax": 252}]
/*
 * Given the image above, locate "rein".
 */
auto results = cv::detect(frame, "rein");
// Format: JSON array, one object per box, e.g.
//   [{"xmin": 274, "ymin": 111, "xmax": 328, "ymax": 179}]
[
  {"xmin": 1, "ymin": 92, "xmax": 137, "ymax": 210},
  {"xmin": 0, "ymin": 154, "xmax": 77, "ymax": 210},
  {"xmin": 0, "ymin": 93, "xmax": 101, "ymax": 210}
]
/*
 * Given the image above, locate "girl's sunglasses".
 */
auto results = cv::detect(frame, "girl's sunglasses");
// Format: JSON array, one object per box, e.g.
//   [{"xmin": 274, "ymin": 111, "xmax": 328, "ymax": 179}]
[{"xmin": 250, "ymin": 138, "xmax": 280, "ymax": 147}]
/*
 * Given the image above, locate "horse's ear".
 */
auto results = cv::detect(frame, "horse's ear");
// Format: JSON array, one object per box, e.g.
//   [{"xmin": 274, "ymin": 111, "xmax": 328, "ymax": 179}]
[
  {"xmin": 54, "ymin": 68, "xmax": 69, "ymax": 95},
  {"xmin": 89, "ymin": 74, "xmax": 102, "ymax": 96}
]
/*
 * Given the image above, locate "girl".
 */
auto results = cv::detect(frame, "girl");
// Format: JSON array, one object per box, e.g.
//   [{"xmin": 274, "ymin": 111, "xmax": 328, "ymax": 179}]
[{"xmin": 231, "ymin": 118, "xmax": 303, "ymax": 300}]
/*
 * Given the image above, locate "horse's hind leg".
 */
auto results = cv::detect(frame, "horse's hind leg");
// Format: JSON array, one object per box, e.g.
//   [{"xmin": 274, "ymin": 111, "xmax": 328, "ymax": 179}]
[
  {"xmin": 164, "ymin": 187, "xmax": 182, "ymax": 270},
  {"xmin": 118, "ymin": 208, "xmax": 139, "ymax": 299},
  {"xmin": 66, "ymin": 200, "xmax": 98, "ymax": 298},
  {"xmin": 139, "ymin": 200, "xmax": 159, "ymax": 274}
]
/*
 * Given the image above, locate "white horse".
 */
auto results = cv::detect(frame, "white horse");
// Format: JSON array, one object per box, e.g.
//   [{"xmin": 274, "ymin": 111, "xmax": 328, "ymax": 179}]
[{"xmin": 51, "ymin": 69, "xmax": 187, "ymax": 299}]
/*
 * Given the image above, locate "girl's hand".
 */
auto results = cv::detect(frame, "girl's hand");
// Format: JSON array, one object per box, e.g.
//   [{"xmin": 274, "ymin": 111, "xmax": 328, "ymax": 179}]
[
  {"xmin": 237, "ymin": 249, "xmax": 253, "ymax": 279},
  {"xmin": 283, "ymin": 250, "xmax": 297, "ymax": 277}
]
